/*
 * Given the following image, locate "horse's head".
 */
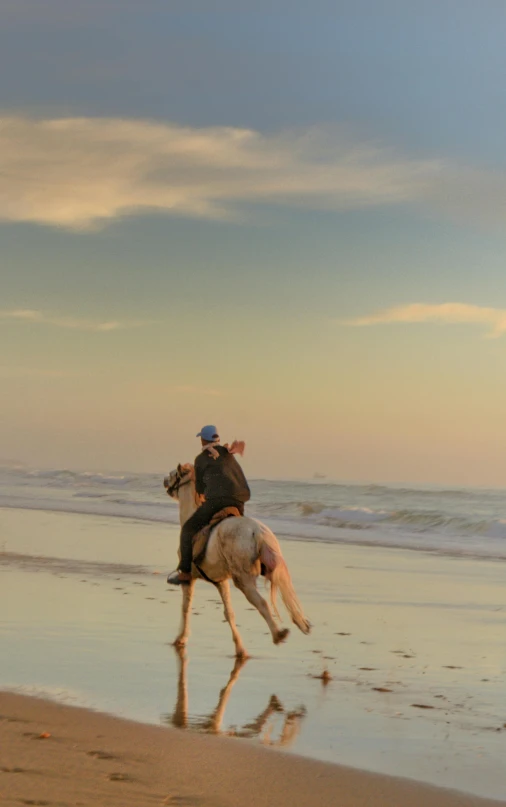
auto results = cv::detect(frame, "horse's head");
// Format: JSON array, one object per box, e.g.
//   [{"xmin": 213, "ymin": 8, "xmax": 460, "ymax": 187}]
[{"xmin": 163, "ymin": 463, "xmax": 195, "ymax": 500}]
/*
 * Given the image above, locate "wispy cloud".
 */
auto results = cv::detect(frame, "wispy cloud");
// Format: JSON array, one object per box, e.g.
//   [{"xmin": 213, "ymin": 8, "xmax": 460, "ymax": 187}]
[
  {"xmin": 347, "ymin": 303, "xmax": 506, "ymax": 338},
  {"xmin": 2, "ymin": 114, "xmax": 505, "ymax": 231},
  {"xmin": 0, "ymin": 115, "xmax": 443, "ymax": 230},
  {"xmin": 0, "ymin": 309, "xmax": 140, "ymax": 332}
]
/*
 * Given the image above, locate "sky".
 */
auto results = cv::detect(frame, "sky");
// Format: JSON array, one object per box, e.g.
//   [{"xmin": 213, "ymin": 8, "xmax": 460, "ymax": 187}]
[{"xmin": 2, "ymin": 1, "xmax": 506, "ymax": 485}]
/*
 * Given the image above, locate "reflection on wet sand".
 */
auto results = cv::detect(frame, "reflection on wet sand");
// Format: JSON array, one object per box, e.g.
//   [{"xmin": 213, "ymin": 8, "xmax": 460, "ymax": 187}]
[{"xmin": 167, "ymin": 648, "xmax": 306, "ymax": 747}]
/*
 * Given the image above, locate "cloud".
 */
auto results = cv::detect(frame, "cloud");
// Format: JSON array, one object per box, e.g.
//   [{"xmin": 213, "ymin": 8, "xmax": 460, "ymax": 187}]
[
  {"xmin": 0, "ymin": 114, "xmax": 444, "ymax": 230},
  {"xmin": 2, "ymin": 113, "xmax": 505, "ymax": 231},
  {"xmin": 347, "ymin": 303, "xmax": 506, "ymax": 338},
  {"xmin": 0, "ymin": 309, "xmax": 140, "ymax": 332}
]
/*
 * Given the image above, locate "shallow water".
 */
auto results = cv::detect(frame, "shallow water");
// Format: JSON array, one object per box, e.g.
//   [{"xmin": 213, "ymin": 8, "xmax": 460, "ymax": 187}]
[{"xmin": 1, "ymin": 508, "xmax": 506, "ymax": 799}]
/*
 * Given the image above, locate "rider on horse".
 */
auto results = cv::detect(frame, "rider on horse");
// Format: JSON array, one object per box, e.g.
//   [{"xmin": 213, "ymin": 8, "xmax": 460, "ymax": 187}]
[{"xmin": 167, "ymin": 425, "xmax": 251, "ymax": 585}]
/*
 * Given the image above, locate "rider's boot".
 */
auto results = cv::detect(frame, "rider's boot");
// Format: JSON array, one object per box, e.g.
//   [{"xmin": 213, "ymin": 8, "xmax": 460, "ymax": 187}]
[{"xmin": 167, "ymin": 569, "xmax": 192, "ymax": 585}]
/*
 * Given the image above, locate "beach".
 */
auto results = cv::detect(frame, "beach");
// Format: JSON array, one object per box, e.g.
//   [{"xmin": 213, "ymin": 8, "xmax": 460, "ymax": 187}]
[
  {"xmin": 1, "ymin": 501, "xmax": 506, "ymax": 804},
  {"xmin": 2, "ymin": 691, "xmax": 504, "ymax": 807}
]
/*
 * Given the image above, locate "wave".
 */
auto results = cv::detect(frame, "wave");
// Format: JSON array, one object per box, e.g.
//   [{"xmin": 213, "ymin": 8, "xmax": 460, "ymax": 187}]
[
  {"xmin": 4, "ymin": 464, "xmax": 504, "ymax": 504},
  {"xmin": 3, "ymin": 466, "xmax": 154, "ymax": 489},
  {"xmin": 2, "ymin": 465, "xmax": 506, "ymax": 560},
  {"xmin": 292, "ymin": 503, "xmax": 506, "ymax": 540},
  {"xmin": 26, "ymin": 469, "xmax": 139, "ymax": 487}
]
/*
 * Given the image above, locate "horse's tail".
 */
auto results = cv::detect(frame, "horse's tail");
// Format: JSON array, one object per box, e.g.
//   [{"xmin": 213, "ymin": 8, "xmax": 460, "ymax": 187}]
[{"xmin": 256, "ymin": 524, "xmax": 311, "ymax": 635}]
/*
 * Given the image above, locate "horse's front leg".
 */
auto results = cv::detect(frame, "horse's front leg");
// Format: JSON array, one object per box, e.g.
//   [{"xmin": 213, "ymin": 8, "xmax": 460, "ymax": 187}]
[{"xmin": 174, "ymin": 578, "xmax": 195, "ymax": 647}]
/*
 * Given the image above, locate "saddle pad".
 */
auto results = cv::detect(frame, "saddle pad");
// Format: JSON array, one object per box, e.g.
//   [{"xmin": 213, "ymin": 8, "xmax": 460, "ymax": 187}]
[{"xmin": 192, "ymin": 506, "xmax": 242, "ymax": 567}]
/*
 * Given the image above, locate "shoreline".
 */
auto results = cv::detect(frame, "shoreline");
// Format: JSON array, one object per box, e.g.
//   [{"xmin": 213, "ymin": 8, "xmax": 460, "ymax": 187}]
[
  {"xmin": 3, "ymin": 502, "xmax": 506, "ymax": 564},
  {"xmin": 2, "ymin": 691, "xmax": 504, "ymax": 807}
]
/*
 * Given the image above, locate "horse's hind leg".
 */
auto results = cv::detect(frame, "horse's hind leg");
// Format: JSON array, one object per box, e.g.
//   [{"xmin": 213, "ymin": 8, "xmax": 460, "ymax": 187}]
[
  {"xmin": 234, "ymin": 577, "xmax": 289, "ymax": 646},
  {"xmin": 174, "ymin": 578, "xmax": 195, "ymax": 648},
  {"xmin": 216, "ymin": 580, "xmax": 248, "ymax": 659}
]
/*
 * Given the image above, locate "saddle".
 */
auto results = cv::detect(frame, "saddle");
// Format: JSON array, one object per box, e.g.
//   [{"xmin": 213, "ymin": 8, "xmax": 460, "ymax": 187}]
[{"xmin": 192, "ymin": 507, "xmax": 242, "ymax": 567}]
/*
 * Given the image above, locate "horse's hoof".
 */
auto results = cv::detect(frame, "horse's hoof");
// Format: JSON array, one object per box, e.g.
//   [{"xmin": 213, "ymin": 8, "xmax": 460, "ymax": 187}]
[
  {"xmin": 236, "ymin": 650, "xmax": 249, "ymax": 660},
  {"xmin": 274, "ymin": 628, "xmax": 290, "ymax": 645}
]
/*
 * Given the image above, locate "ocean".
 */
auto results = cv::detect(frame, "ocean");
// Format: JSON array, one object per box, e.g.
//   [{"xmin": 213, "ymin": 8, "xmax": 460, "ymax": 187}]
[{"xmin": 1, "ymin": 464, "xmax": 506, "ymax": 561}]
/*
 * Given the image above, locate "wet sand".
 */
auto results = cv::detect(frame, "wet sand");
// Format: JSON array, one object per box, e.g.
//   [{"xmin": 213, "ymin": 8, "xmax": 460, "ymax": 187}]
[
  {"xmin": 1, "ymin": 690, "xmax": 504, "ymax": 807},
  {"xmin": 1, "ymin": 507, "xmax": 506, "ymax": 799}
]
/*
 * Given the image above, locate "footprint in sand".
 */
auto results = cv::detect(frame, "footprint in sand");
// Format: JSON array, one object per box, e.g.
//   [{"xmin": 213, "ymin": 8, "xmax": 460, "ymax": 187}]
[
  {"xmin": 87, "ymin": 750, "xmax": 116, "ymax": 760},
  {"xmin": 20, "ymin": 801, "xmax": 50, "ymax": 806},
  {"xmin": 108, "ymin": 772, "xmax": 134, "ymax": 782},
  {"xmin": 1, "ymin": 716, "xmax": 29, "ymax": 724},
  {"xmin": 310, "ymin": 670, "xmax": 332, "ymax": 685}
]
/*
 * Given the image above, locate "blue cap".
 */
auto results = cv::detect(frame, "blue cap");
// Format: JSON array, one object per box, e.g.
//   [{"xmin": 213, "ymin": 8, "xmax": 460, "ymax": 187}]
[{"xmin": 196, "ymin": 424, "xmax": 220, "ymax": 441}]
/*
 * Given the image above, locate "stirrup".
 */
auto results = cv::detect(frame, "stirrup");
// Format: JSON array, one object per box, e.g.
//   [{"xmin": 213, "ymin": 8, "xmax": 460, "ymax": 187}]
[{"xmin": 167, "ymin": 569, "xmax": 191, "ymax": 586}]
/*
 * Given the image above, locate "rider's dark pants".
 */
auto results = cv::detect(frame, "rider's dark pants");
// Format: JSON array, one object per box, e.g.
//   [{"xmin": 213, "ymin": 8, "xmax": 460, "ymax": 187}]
[{"xmin": 178, "ymin": 498, "xmax": 245, "ymax": 574}]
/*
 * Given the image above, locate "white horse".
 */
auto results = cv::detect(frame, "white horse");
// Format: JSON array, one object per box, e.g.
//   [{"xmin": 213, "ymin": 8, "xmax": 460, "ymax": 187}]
[{"xmin": 165, "ymin": 463, "xmax": 311, "ymax": 658}]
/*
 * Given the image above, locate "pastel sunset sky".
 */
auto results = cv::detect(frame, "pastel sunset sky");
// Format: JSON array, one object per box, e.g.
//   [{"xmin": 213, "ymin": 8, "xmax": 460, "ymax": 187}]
[{"xmin": 2, "ymin": 1, "xmax": 506, "ymax": 485}]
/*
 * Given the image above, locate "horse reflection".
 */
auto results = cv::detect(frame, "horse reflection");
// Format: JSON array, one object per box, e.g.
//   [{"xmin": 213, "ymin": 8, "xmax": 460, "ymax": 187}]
[{"xmin": 169, "ymin": 648, "xmax": 306, "ymax": 748}]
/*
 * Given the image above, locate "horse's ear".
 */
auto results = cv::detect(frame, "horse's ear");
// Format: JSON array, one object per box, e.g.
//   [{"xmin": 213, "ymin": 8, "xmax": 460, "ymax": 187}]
[{"xmin": 177, "ymin": 463, "xmax": 183, "ymax": 474}]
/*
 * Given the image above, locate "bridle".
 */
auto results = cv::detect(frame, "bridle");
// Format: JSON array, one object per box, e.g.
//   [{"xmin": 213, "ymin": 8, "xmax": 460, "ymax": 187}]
[{"xmin": 167, "ymin": 471, "xmax": 193, "ymax": 497}]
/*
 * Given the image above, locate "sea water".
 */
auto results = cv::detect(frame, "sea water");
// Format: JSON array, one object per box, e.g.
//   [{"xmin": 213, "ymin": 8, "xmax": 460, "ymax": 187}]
[{"xmin": 1, "ymin": 464, "xmax": 506, "ymax": 561}]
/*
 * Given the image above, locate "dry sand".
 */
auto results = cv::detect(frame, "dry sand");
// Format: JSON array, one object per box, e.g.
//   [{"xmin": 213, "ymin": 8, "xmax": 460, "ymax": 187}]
[{"xmin": 1, "ymin": 692, "xmax": 504, "ymax": 807}]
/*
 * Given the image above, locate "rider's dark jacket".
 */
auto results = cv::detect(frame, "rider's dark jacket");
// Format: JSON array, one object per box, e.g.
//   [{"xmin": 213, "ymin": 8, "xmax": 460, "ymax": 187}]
[{"xmin": 194, "ymin": 445, "xmax": 250, "ymax": 504}]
